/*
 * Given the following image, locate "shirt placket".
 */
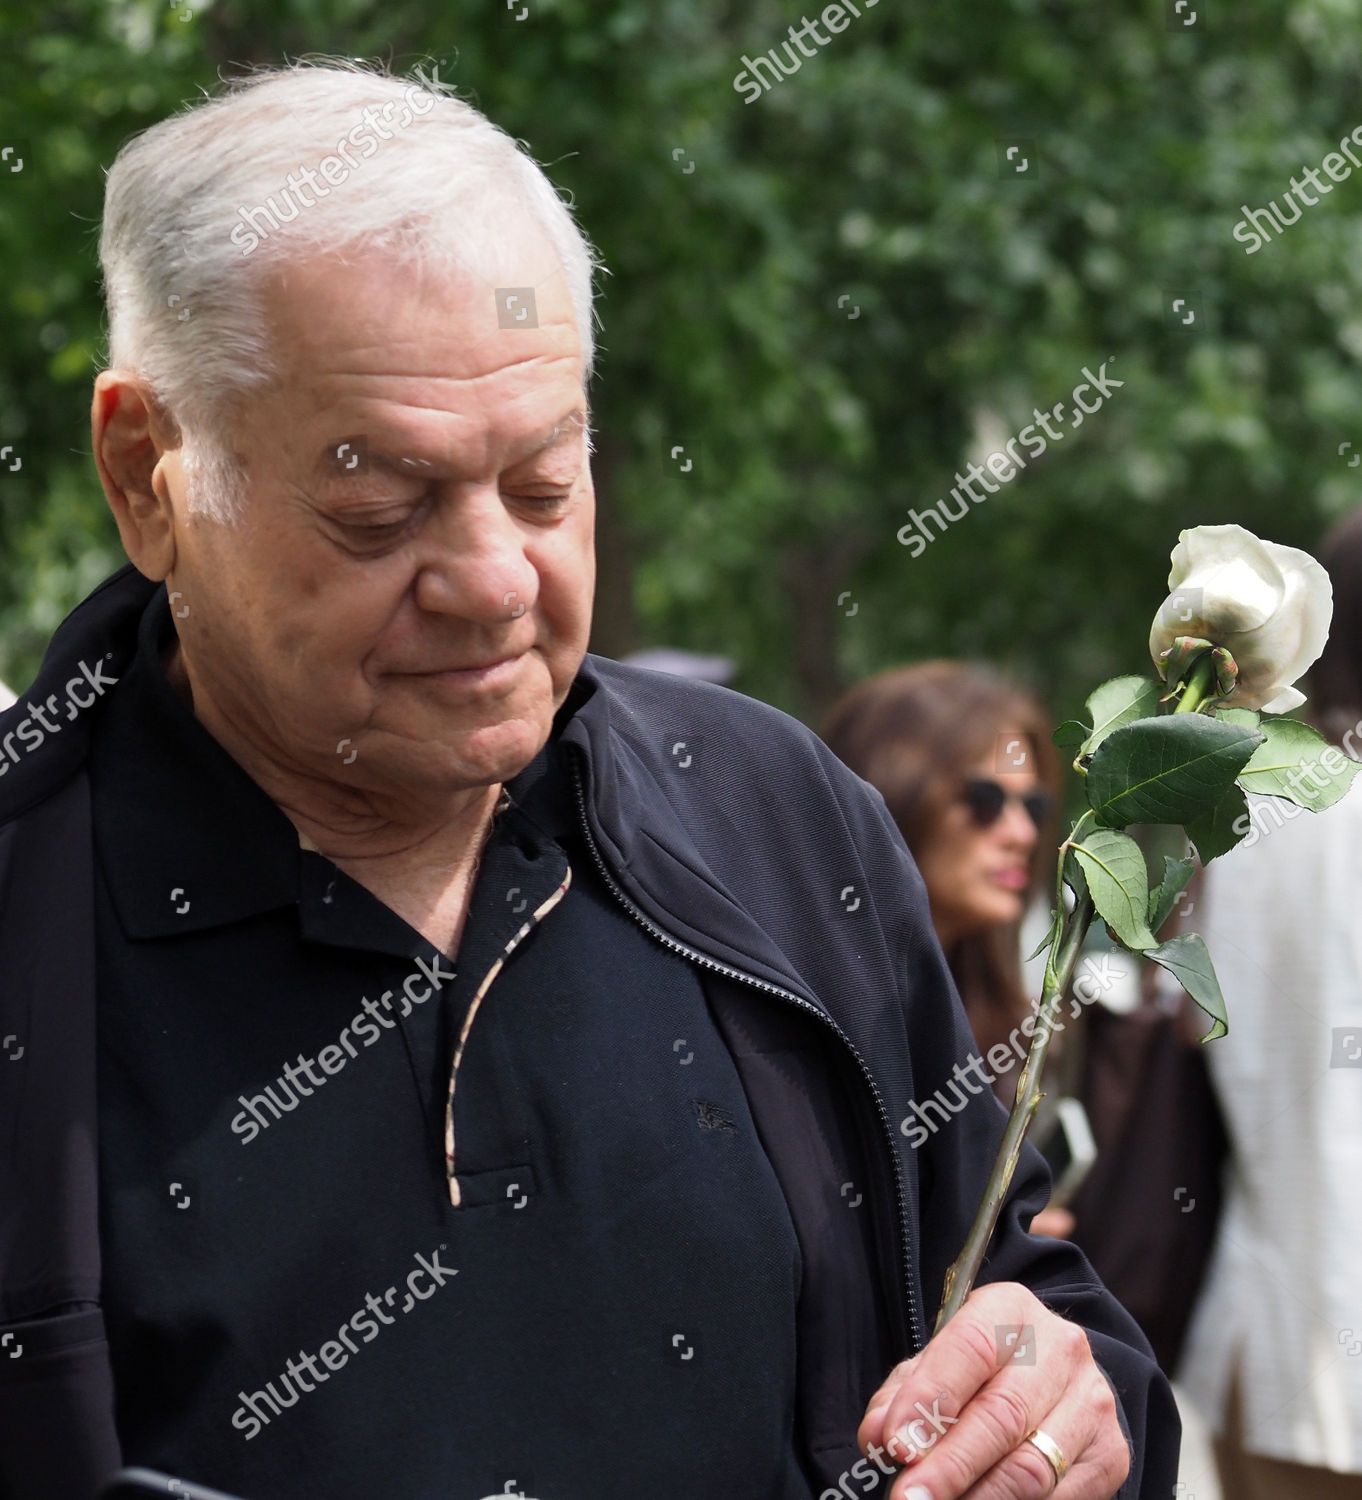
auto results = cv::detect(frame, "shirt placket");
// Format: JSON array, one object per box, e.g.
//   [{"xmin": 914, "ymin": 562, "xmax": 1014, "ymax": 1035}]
[{"xmin": 443, "ymin": 854, "xmax": 571, "ymax": 1207}]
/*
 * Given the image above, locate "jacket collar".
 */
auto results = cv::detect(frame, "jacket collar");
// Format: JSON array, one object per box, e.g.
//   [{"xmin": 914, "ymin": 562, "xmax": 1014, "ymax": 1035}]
[
  {"xmin": 556, "ymin": 682, "xmax": 825, "ymax": 1008},
  {"xmin": 0, "ymin": 564, "xmax": 151, "ymax": 821}
]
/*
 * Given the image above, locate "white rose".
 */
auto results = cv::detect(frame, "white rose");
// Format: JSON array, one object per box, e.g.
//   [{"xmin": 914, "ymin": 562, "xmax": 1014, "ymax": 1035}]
[{"xmin": 1148, "ymin": 523, "xmax": 1333, "ymax": 713}]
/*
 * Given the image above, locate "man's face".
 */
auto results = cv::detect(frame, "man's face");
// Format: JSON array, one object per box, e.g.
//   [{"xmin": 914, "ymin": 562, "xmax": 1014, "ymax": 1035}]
[{"xmin": 165, "ymin": 241, "xmax": 594, "ymax": 808}]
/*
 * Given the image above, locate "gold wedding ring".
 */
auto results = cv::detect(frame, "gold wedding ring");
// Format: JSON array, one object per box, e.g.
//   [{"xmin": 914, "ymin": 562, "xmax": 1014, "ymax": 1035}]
[{"xmin": 1024, "ymin": 1427, "xmax": 1070, "ymax": 1485}]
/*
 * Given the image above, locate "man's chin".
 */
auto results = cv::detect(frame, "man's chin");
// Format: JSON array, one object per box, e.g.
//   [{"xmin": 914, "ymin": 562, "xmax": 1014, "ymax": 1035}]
[{"xmin": 385, "ymin": 713, "xmax": 550, "ymax": 792}]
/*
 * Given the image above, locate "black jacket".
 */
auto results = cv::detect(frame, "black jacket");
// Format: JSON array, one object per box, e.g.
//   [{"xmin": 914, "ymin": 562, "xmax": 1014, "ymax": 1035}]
[{"xmin": 0, "ymin": 565, "xmax": 1179, "ymax": 1499}]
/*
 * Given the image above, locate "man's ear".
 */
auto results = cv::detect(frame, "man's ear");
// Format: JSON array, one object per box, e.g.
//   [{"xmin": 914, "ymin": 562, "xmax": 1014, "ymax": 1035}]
[{"xmin": 92, "ymin": 370, "xmax": 182, "ymax": 583}]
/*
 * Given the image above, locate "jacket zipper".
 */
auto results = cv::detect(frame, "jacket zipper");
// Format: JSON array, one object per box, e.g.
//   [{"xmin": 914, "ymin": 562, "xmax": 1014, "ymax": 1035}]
[{"xmin": 569, "ymin": 750, "xmax": 924, "ymax": 1357}]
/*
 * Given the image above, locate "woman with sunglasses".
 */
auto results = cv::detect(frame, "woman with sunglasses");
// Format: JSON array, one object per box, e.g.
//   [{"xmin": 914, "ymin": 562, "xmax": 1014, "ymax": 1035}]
[{"xmin": 821, "ymin": 660, "xmax": 1072, "ymax": 1235}]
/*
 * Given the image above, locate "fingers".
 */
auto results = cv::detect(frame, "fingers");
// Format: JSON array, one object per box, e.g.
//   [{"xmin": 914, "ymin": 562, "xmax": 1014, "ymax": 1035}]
[
  {"xmin": 1047, "ymin": 1365, "xmax": 1132, "ymax": 1500},
  {"xmin": 856, "ymin": 1284, "xmax": 1128, "ymax": 1500},
  {"xmin": 857, "ymin": 1355, "xmax": 918, "ymax": 1457},
  {"xmin": 951, "ymin": 1384, "xmax": 1101, "ymax": 1500},
  {"xmin": 879, "ymin": 1342, "xmax": 1075, "ymax": 1498},
  {"xmin": 864, "ymin": 1284, "xmax": 1051, "ymax": 1463},
  {"xmin": 865, "ymin": 1357, "xmax": 915, "ymax": 1416}
]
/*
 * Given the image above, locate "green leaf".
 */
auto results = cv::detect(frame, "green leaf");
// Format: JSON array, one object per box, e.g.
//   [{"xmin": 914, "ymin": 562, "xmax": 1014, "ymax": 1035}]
[
  {"xmin": 1237, "ymin": 717, "xmax": 1362, "ymax": 812},
  {"xmin": 1062, "ymin": 844, "xmax": 1089, "ymax": 903},
  {"xmin": 1216, "ymin": 707, "xmax": 1261, "ymax": 730},
  {"xmin": 1053, "ymin": 720, "xmax": 1089, "ymax": 751},
  {"xmin": 1148, "ymin": 855, "xmax": 1196, "ymax": 934},
  {"xmin": 1073, "ymin": 827, "xmax": 1158, "ymax": 951},
  {"xmin": 1081, "ymin": 676, "xmax": 1164, "ymax": 756},
  {"xmin": 1086, "ymin": 715, "xmax": 1264, "ymax": 828},
  {"xmin": 1027, "ymin": 905, "xmax": 1061, "ymax": 961},
  {"xmin": 1185, "ymin": 784, "xmax": 1252, "ymax": 863},
  {"xmin": 1147, "ymin": 932, "xmax": 1229, "ymax": 1042}
]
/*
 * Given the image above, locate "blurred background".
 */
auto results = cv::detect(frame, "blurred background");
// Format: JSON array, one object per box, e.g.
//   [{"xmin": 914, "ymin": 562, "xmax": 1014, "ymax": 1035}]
[{"xmin": 3, "ymin": 0, "xmax": 1362, "ymax": 730}]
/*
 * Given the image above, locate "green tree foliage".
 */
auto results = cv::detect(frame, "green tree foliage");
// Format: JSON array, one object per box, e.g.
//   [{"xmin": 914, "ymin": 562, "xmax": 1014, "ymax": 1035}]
[{"xmin": 1, "ymin": 0, "xmax": 1359, "ymax": 727}]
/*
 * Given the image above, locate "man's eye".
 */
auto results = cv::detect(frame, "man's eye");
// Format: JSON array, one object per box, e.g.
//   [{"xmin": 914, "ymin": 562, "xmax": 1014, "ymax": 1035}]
[
  {"xmin": 348, "ymin": 516, "xmax": 409, "ymax": 532},
  {"xmin": 327, "ymin": 490, "xmax": 427, "ymax": 531},
  {"xmin": 328, "ymin": 508, "xmax": 422, "ymax": 547},
  {"xmin": 511, "ymin": 492, "xmax": 571, "ymax": 512},
  {"xmin": 338, "ymin": 514, "xmax": 409, "ymax": 534}
]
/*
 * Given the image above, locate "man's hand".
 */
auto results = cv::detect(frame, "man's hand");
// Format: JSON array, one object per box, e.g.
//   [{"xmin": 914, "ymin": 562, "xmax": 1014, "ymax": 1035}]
[{"xmin": 856, "ymin": 1283, "xmax": 1131, "ymax": 1498}]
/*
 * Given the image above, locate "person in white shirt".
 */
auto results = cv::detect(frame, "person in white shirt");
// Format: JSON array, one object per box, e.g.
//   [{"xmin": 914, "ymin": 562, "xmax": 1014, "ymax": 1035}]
[{"xmin": 1181, "ymin": 506, "xmax": 1362, "ymax": 1497}]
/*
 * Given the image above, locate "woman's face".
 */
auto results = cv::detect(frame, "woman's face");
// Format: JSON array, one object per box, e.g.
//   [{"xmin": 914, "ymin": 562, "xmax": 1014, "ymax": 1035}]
[{"xmin": 914, "ymin": 751, "xmax": 1046, "ymax": 950}]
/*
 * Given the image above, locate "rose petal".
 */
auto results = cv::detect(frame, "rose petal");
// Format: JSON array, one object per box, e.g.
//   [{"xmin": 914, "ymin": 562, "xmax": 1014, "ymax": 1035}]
[
  {"xmin": 1259, "ymin": 684, "xmax": 1307, "ymax": 714},
  {"xmin": 1150, "ymin": 524, "xmax": 1333, "ymax": 711}
]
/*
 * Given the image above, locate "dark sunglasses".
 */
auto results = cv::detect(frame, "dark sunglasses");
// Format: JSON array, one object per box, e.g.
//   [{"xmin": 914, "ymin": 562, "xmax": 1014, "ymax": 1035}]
[{"xmin": 960, "ymin": 777, "xmax": 1053, "ymax": 830}]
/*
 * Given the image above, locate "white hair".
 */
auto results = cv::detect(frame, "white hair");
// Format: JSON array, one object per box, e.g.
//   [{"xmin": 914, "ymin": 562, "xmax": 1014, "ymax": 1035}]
[{"xmin": 97, "ymin": 58, "xmax": 606, "ymax": 521}]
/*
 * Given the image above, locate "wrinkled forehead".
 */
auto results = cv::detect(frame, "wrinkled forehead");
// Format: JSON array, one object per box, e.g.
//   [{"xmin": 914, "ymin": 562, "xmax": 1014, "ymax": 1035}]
[{"xmin": 233, "ymin": 240, "xmax": 589, "ymax": 482}]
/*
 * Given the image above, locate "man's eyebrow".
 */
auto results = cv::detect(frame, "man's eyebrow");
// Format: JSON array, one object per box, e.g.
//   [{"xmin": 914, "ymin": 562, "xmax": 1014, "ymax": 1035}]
[
  {"xmin": 315, "ymin": 407, "xmax": 589, "ymax": 478},
  {"xmin": 505, "ymin": 406, "xmax": 589, "ymax": 464}
]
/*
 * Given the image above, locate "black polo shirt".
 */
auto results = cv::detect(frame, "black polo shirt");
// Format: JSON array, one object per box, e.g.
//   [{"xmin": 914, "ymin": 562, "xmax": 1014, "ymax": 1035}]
[{"xmin": 90, "ymin": 590, "xmax": 813, "ymax": 1500}]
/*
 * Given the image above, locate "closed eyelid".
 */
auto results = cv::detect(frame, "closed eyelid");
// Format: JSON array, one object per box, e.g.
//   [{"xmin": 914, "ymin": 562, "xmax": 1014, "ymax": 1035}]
[{"xmin": 324, "ymin": 453, "xmax": 582, "ymax": 489}]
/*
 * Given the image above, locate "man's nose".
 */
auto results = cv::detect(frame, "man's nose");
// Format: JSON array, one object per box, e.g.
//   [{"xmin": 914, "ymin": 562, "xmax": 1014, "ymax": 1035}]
[{"xmin": 411, "ymin": 486, "xmax": 539, "ymax": 623}]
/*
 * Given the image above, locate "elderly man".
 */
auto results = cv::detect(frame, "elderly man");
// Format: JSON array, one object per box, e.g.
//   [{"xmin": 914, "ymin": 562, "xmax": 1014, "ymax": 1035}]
[{"xmin": 0, "ymin": 61, "xmax": 1175, "ymax": 1500}]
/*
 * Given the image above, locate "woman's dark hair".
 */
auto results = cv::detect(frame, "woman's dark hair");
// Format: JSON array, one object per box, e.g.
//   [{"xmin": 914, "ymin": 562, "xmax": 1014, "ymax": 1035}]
[
  {"xmin": 1309, "ymin": 507, "xmax": 1362, "ymax": 748},
  {"xmin": 821, "ymin": 661, "xmax": 1062, "ymax": 1073}
]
